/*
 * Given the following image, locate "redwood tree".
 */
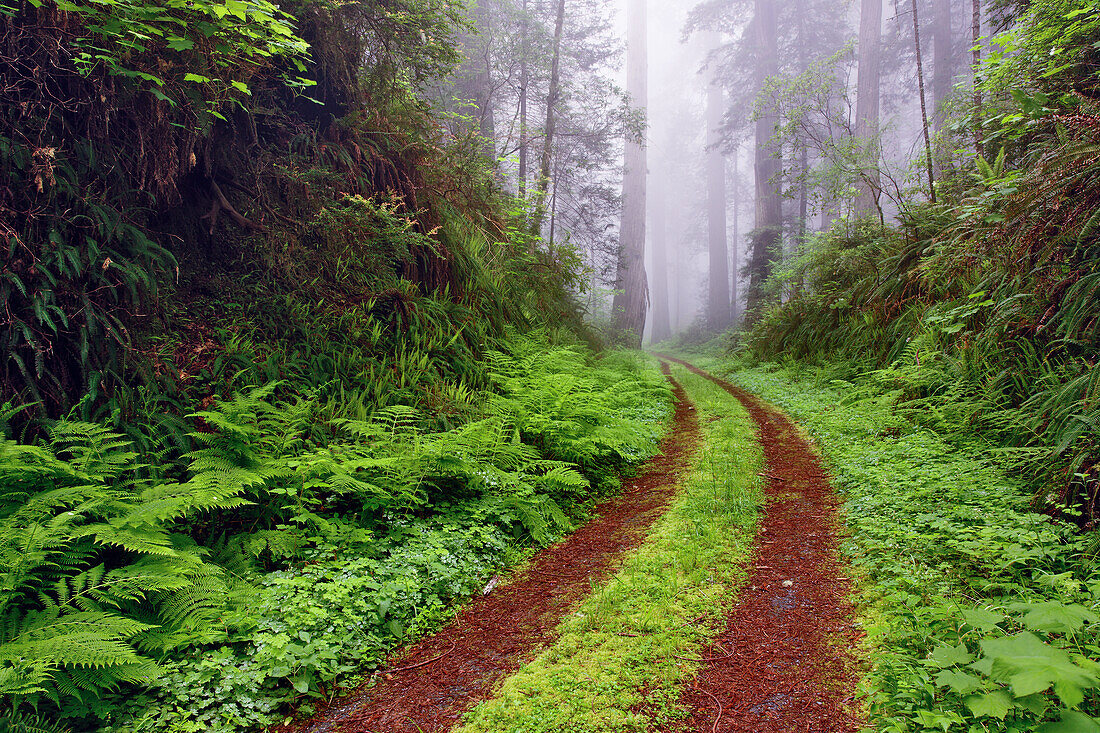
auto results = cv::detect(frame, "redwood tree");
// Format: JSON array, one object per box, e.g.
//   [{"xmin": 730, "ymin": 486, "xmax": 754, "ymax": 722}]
[{"xmin": 611, "ymin": 0, "xmax": 649, "ymax": 345}]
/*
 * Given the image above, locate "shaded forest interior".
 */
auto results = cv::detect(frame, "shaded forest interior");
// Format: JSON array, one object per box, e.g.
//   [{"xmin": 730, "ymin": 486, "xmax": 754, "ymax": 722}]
[{"xmin": 2, "ymin": 0, "xmax": 1100, "ymax": 731}]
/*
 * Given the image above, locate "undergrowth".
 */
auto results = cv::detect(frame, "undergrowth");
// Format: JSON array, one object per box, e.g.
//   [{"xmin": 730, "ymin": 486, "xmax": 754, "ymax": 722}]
[
  {"xmin": 0, "ymin": 336, "xmax": 670, "ymax": 732},
  {"xmin": 715, "ymin": 359, "xmax": 1100, "ymax": 733},
  {"xmin": 453, "ymin": 365, "xmax": 763, "ymax": 733}
]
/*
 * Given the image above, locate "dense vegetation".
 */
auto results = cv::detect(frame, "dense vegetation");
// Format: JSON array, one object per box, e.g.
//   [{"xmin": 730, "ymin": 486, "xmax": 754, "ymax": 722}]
[
  {"xmin": 695, "ymin": 359, "xmax": 1098, "ymax": 732},
  {"xmin": 680, "ymin": 1, "xmax": 1100, "ymax": 729},
  {"xmin": 0, "ymin": 2, "xmax": 671, "ymax": 731},
  {"xmin": 746, "ymin": 0, "xmax": 1100, "ymax": 528}
]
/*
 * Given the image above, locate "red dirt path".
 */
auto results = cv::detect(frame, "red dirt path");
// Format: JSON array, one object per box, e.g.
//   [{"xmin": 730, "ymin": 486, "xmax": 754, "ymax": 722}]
[
  {"xmin": 656, "ymin": 356, "xmax": 862, "ymax": 733},
  {"xmin": 278, "ymin": 365, "xmax": 700, "ymax": 733}
]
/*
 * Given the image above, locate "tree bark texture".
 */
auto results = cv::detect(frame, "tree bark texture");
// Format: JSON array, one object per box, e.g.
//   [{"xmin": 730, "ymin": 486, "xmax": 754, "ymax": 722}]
[
  {"xmin": 705, "ymin": 33, "xmax": 731, "ymax": 333},
  {"xmin": 611, "ymin": 0, "xmax": 648, "ymax": 346},
  {"xmin": 854, "ymin": 0, "xmax": 883, "ymax": 218},
  {"xmin": 747, "ymin": 0, "xmax": 780, "ymax": 322}
]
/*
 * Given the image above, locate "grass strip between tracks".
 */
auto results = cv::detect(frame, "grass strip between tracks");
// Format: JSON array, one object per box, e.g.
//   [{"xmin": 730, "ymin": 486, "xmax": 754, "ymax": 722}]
[{"xmin": 453, "ymin": 365, "xmax": 765, "ymax": 733}]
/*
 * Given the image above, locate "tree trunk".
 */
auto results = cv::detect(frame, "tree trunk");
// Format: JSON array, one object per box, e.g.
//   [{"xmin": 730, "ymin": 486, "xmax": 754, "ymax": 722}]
[
  {"xmin": 518, "ymin": 0, "xmax": 529, "ymax": 199},
  {"xmin": 731, "ymin": 145, "xmax": 739, "ymax": 325},
  {"xmin": 911, "ymin": 0, "xmax": 937, "ymax": 203},
  {"xmin": 611, "ymin": 0, "xmax": 649, "ymax": 346},
  {"xmin": 529, "ymin": 0, "xmax": 566, "ymax": 235},
  {"xmin": 795, "ymin": 0, "xmax": 808, "ymax": 295},
  {"xmin": 705, "ymin": 33, "xmax": 731, "ymax": 333},
  {"xmin": 932, "ymin": 0, "xmax": 952, "ymax": 131},
  {"xmin": 972, "ymin": 0, "xmax": 982, "ymax": 156},
  {"xmin": 932, "ymin": 0, "xmax": 952, "ymax": 177},
  {"xmin": 854, "ymin": 0, "xmax": 883, "ymax": 218},
  {"xmin": 472, "ymin": 0, "xmax": 496, "ymax": 160},
  {"xmin": 746, "ymin": 0, "xmax": 781, "ymax": 323},
  {"xmin": 650, "ymin": 192, "xmax": 672, "ymax": 343}
]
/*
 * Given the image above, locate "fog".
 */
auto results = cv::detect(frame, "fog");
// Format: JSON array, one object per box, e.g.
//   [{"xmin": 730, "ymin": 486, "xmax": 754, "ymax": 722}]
[{"xmin": 442, "ymin": 0, "xmax": 983, "ymax": 344}]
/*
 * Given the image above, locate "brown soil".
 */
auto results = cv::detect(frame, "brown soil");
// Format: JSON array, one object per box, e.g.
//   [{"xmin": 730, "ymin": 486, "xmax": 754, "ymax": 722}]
[
  {"xmin": 655, "ymin": 356, "xmax": 862, "ymax": 733},
  {"xmin": 278, "ymin": 364, "xmax": 701, "ymax": 733}
]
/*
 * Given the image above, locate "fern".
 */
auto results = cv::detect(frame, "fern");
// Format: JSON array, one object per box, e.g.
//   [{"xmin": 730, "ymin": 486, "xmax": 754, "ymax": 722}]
[
  {"xmin": 0, "ymin": 418, "xmax": 246, "ymax": 715},
  {"xmin": 0, "ymin": 710, "xmax": 72, "ymax": 733}
]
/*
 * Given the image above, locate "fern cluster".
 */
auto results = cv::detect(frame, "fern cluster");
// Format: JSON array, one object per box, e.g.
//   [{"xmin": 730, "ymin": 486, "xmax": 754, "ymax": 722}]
[
  {"xmin": 0, "ymin": 333, "xmax": 670, "ymax": 731},
  {"xmin": 0, "ymin": 417, "xmax": 246, "ymax": 724}
]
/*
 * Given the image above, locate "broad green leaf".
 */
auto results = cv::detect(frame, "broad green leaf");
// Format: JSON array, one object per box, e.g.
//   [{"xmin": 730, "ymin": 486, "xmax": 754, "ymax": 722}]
[
  {"xmin": 182, "ymin": 73, "xmax": 211, "ymax": 84},
  {"xmin": 926, "ymin": 643, "xmax": 974, "ymax": 668},
  {"xmin": 964, "ymin": 690, "xmax": 1014, "ymax": 719},
  {"xmin": 914, "ymin": 709, "xmax": 964, "ymax": 732},
  {"xmin": 935, "ymin": 669, "xmax": 982, "ymax": 694},
  {"xmin": 225, "ymin": 0, "xmax": 247, "ymax": 20},
  {"xmin": 1037, "ymin": 711, "xmax": 1100, "ymax": 733},
  {"xmin": 981, "ymin": 632, "xmax": 1099, "ymax": 700},
  {"xmin": 1015, "ymin": 693, "xmax": 1051, "ymax": 715},
  {"xmin": 1007, "ymin": 602, "xmax": 1099, "ymax": 634},
  {"xmin": 166, "ymin": 36, "xmax": 195, "ymax": 52},
  {"xmin": 963, "ymin": 607, "xmax": 1005, "ymax": 632}
]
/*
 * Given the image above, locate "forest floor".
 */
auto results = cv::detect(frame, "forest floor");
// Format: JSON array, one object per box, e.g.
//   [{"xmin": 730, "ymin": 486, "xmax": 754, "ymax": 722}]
[
  {"xmin": 278, "ymin": 364, "xmax": 702, "ymax": 733},
  {"xmin": 655, "ymin": 356, "xmax": 863, "ymax": 733},
  {"xmin": 278, "ymin": 358, "xmax": 862, "ymax": 733}
]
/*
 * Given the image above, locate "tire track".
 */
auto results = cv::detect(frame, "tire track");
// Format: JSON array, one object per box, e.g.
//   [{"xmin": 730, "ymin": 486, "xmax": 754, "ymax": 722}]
[{"xmin": 654, "ymin": 356, "xmax": 862, "ymax": 733}]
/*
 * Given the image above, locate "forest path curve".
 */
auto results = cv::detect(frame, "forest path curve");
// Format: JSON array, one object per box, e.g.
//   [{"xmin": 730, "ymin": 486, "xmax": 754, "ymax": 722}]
[
  {"xmin": 654, "ymin": 356, "xmax": 863, "ymax": 733},
  {"xmin": 278, "ymin": 364, "xmax": 701, "ymax": 733}
]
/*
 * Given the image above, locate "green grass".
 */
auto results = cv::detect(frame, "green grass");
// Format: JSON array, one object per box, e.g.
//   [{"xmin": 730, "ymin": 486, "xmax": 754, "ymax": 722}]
[{"xmin": 453, "ymin": 365, "xmax": 764, "ymax": 733}]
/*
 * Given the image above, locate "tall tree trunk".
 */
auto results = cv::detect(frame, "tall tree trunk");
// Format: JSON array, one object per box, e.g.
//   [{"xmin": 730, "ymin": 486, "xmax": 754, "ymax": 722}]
[
  {"xmin": 911, "ymin": 0, "xmax": 937, "ymax": 203},
  {"xmin": 795, "ymin": 0, "xmax": 808, "ymax": 295},
  {"xmin": 705, "ymin": 33, "xmax": 731, "ymax": 333},
  {"xmin": 854, "ymin": 0, "xmax": 883, "ymax": 219},
  {"xmin": 731, "ymin": 145, "xmax": 739, "ymax": 325},
  {"xmin": 932, "ymin": 0, "xmax": 951, "ymax": 177},
  {"xmin": 518, "ymin": 0, "xmax": 529, "ymax": 199},
  {"xmin": 529, "ymin": 0, "xmax": 566, "ymax": 234},
  {"xmin": 972, "ymin": 0, "xmax": 982, "ymax": 156},
  {"xmin": 611, "ymin": 0, "xmax": 649, "ymax": 346},
  {"xmin": 932, "ymin": 0, "xmax": 952, "ymax": 129},
  {"xmin": 650, "ymin": 192, "xmax": 672, "ymax": 343},
  {"xmin": 472, "ymin": 0, "xmax": 496, "ymax": 160},
  {"xmin": 797, "ymin": 140, "xmax": 808, "ymax": 295},
  {"xmin": 746, "ymin": 0, "xmax": 780, "ymax": 322}
]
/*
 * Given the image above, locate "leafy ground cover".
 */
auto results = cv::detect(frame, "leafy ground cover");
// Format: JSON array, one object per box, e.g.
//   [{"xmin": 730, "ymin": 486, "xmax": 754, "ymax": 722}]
[
  {"xmin": 692, "ymin": 355, "xmax": 1100, "ymax": 733},
  {"xmin": 1, "ymin": 336, "xmax": 670, "ymax": 733},
  {"xmin": 451, "ymin": 364, "xmax": 764, "ymax": 733}
]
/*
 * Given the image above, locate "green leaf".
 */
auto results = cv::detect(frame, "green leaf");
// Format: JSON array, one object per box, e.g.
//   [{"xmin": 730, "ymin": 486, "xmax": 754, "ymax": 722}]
[
  {"xmin": 149, "ymin": 88, "xmax": 175, "ymax": 105},
  {"xmin": 935, "ymin": 669, "xmax": 983, "ymax": 695},
  {"xmin": 1007, "ymin": 602, "xmax": 1099, "ymax": 634},
  {"xmin": 963, "ymin": 607, "xmax": 1005, "ymax": 632},
  {"xmin": 166, "ymin": 36, "xmax": 195, "ymax": 52},
  {"xmin": 980, "ymin": 632, "xmax": 1099, "ymax": 701},
  {"xmin": 964, "ymin": 690, "xmax": 1014, "ymax": 719},
  {"xmin": 182, "ymin": 73, "xmax": 211, "ymax": 84},
  {"xmin": 1037, "ymin": 711, "xmax": 1100, "ymax": 733},
  {"xmin": 926, "ymin": 643, "xmax": 974, "ymax": 668}
]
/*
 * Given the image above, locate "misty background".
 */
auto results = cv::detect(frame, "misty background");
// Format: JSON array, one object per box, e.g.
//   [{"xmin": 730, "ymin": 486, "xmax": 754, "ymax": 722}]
[{"xmin": 433, "ymin": 0, "xmax": 986, "ymax": 345}]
